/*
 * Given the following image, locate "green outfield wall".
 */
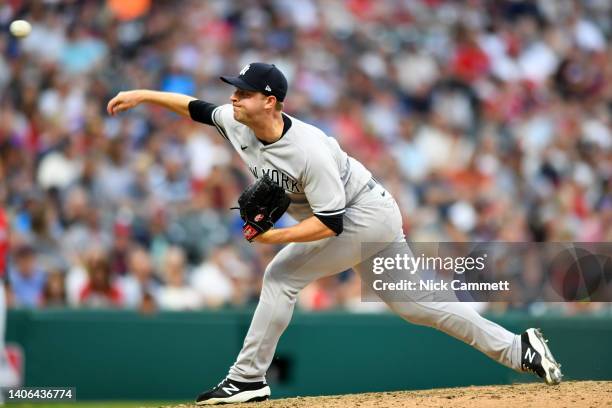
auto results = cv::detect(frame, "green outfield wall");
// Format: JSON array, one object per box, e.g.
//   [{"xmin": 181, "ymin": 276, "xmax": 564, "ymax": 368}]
[{"xmin": 6, "ymin": 309, "xmax": 612, "ymax": 400}]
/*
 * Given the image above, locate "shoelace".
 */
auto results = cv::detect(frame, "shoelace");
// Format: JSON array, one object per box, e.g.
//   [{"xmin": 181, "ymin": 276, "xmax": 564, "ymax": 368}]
[
  {"xmin": 213, "ymin": 377, "xmax": 267, "ymax": 390},
  {"xmin": 214, "ymin": 378, "xmax": 230, "ymax": 391},
  {"xmin": 534, "ymin": 329, "xmax": 563, "ymax": 370}
]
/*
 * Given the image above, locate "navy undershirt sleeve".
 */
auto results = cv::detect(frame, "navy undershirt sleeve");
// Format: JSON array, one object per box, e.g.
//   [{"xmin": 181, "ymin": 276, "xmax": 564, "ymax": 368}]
[
  {"xmin": 314, "ymin": 213, "xmax": 344, "ymax": 236},
  {"xmin": 188, "ymin": 100, "xmax": 218, "ymax": 126}
]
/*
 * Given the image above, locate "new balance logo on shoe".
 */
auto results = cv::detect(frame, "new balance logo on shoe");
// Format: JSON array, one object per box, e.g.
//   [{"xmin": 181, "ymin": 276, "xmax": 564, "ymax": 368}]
[
  {"xmin": 221, "ymin": 383, "xmax": 240, "ymax": 395},
  {"xmin": 525, "ymin": 347, "xmax": 536, "ymax": 364}
]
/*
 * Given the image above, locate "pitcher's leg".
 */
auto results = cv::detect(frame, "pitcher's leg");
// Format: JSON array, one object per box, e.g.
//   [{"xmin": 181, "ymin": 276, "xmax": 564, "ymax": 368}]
[
  {"xmin": 388, "ymin": 300, "xmax": 521, "ymax": 370},
  {"xmin": 228, "ymin": 233, "xmax": 379, "ymax": 382},
  {"xmin": 355, "ymin": 222, "xmax": 522, "ymax": 371},
  {"xmin": 355, "ymin": 237, "xmax": 521, "ymax": 370},
  {"xmin": 228, "ymin": 261, "xmax": 302, "ymax": 382}
]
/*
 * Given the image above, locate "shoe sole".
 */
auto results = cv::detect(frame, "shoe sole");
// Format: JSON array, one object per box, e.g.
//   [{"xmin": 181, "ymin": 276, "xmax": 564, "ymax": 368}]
[
  {"xmin": 527, "ymin": 328, "xmax": 563, "ymax": 385},
  {"xmin": 196, "ymin": 386, "xmax": 271, "ymax": 405}
]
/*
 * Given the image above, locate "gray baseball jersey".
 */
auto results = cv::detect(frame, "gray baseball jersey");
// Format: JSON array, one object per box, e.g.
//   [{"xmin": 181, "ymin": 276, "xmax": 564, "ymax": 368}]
[{"xmin": 210, "ymin": 103, "xmax": 372, "ymax": 222}]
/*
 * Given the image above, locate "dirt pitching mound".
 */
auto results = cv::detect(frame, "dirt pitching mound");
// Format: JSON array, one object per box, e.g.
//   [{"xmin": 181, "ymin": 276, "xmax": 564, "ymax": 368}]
[{"xmin": 169, "ymin": 381, "xmax": 611, "ymax": 408}]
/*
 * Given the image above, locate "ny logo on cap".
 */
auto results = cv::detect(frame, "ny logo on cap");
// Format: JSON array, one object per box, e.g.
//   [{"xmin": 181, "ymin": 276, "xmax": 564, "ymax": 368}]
[{"xmin": 240, "ymin": 64, "xmax": 250, "ymax": 76}]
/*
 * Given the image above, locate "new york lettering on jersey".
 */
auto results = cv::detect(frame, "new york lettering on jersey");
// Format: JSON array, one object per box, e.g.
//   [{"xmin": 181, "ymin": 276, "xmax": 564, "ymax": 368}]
[{"xmin": 248, "ymin": 166, "xmax": 301, "ymax": 194}]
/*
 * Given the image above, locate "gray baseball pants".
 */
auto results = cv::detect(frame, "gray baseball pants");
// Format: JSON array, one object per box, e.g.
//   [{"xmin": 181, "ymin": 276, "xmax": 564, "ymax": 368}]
[{"xmin": 227, "ymin": 181, "xmax": 521, "ymax": 382}]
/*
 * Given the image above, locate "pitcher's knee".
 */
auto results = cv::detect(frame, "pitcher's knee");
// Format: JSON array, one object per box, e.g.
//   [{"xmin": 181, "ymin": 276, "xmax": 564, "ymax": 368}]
[
  {"xmin": 262, "ymin": 260, "xmax": 301, "ymax": 300},
  {"xmin": 389, "ymin": 302, "xmax": 440, "ymax": 328}
]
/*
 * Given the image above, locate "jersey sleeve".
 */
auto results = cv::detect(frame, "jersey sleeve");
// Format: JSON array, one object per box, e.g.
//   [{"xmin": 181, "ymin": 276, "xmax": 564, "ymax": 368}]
[
  {"xmin": 189, "ymin": 102, "xmax": 237, "ymax": 142},
  {"xmin": 303, "ymin": 150, "xmax": 346, "ymax": 235},
  {"xmin": 210, "ymin": 104, "xmax": 238, "ymax": 142}
]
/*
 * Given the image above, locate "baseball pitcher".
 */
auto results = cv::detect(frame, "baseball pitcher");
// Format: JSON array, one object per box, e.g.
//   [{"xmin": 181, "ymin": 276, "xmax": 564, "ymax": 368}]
[{"xmin": 107, "ymin": 63, "xmax": 563, "ymax": 405}]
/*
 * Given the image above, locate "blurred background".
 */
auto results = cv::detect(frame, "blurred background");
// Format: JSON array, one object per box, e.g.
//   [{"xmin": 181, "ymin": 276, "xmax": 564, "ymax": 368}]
[
  {"xmin": 0, "ymin": 0, "xmax": 611, "ymax": 402},
  {"xmin": 2, "ymin": 0, "xmax": 611, "ymax": 315}
]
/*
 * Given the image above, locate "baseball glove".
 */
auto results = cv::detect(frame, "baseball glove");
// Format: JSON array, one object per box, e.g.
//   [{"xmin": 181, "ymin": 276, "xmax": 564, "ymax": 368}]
[{"xmin": 234, "ymin": 174, "xmax": 291, "ymax": 242}]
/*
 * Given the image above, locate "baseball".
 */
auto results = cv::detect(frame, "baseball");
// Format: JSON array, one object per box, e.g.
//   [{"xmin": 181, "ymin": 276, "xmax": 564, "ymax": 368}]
[{"xmin": 9, "ymin": 20, "xmax": 32, "ymax": 38}]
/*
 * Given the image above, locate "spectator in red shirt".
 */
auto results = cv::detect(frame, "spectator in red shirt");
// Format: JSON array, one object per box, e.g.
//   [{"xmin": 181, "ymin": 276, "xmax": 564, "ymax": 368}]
[
  {"xmin": 78, "ymin": 250, "xmax": 122, "ymax": 308},
  {"xmin": 451, "ymin": 25, "xmax": 490, "ymax": 83}
]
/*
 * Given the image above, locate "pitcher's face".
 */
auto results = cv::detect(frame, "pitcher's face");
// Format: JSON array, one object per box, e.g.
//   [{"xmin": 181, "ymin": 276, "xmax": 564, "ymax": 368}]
[{"xmin": 230, "ymin": 89, "xmax": 275, "ymax": 124}]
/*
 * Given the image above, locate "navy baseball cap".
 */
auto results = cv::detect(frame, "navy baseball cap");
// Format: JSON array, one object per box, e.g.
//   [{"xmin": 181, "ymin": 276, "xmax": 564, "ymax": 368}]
[{"xmin": 220, "ymin": 62, "xmax": 288, "ymax": 102}]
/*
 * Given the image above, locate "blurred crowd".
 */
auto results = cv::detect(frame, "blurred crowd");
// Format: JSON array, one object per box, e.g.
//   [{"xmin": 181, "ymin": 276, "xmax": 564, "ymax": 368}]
[{"xmin": 1, "ymin": 0, "xmax": 611, "ymax": 314}]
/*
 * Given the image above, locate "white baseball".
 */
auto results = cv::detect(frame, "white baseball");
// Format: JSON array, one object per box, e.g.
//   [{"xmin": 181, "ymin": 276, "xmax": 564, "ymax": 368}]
[{"xmin": 9, "ymin": 20, "xmax": 32, "ymax": 38}]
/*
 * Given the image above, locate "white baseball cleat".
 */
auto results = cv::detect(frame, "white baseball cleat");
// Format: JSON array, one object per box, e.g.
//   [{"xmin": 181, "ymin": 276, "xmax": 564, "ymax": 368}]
[{"xmin": 521, "ymin": 328, "xmax": 563, "ymax": 385}]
